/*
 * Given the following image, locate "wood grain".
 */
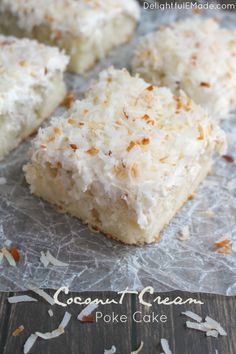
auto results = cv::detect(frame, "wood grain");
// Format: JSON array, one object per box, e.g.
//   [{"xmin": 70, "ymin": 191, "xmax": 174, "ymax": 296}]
[{"xmin": 0, "ymin": 291, "xmax": 235, "ymax": 354}]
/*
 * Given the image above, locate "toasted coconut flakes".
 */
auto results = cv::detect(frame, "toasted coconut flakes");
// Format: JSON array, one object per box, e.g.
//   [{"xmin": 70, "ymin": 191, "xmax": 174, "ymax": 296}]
[
  {"xmin": 80, "ymin": 315, "xmax": 94, "ymax": 323},
  {"xmin": 77, "ymin": 303, "xmax": 98, "ymax": 321},
  {"xmin": 177, "ymin": 225, "xmax": 190, "ymax": 241},
  {"xmin": 204, "ymin": 316, "xmax": 227, "ymax": 336},
  {"xmin": 181, "ymin": 311, "xmax": 202, "ymax": 323},
  {"xmin": 24, "ymin": 333, "xmax": 38, "ymax": 354},
  {"xmin": 36, "ymin": 327, "xmax": 64, "ymax": 340},
  {"xmin": 161, "ymin": 338, "xmax": 172, "ymax": 354},
  {"xmin": 48, "ymin": 309, "xmax": 54, "ymax": 317},
  {"xmin": 104, "ymin": 345, "xmax": 116, "ymax": 354},
  {"xmin": 29, "ymin": 287, "xmax": 55, "ymax": 306},
  {"xmin": 60, "ymin": 92, "xmax": 75, "ymax": 109},
  {"xmin": 186, "ymin": 321, "xmax": 208, "ymax": 332},
  {"xmin": 1, "ymin": 247, "xmax": 16, "ymax": 266},
  {"xmin": 12, "ymin": 325, "xmax": 24, "ymax": 337},
  {"xmin": 8, "ymin": 295, "xmax": 38, "ymax": 304},
  {"xmin": 131, "ymin": 341, "xmax": 144, "ymax": 353},
  {"xmin": 45, "ymin": 250, "xmax": 69, "ymax": 267},
  {"xmin": 10, "ymin": 247, "xmax": 20, "ymax": 262},
  {"xmin": 215, "ymin": 239, "xmax": 231, "ymax": 248},
  {"xmin": 218, "ymin": 246, "xmax": 232, "ymax": 254},
  {"xmin": 0, "ymin": 177, "xmax": 6, "ymax": 185},
  {"xmin": 222, "ymin": 154, "xmax": 234, "ymax": 163},
  {"xmin": 40, "ymin": 251, "xmax": 49, "ymax": 268},
  {"xmin": 206, "ymin": 330, "xmax": 219, "ymax": 338}
]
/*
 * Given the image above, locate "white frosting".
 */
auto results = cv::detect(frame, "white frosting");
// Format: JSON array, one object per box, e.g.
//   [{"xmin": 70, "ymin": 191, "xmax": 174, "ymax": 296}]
[
  {"xmin": 0, "ymin": 0, "xmax": 140, "ymax": 36},
  {"xmin": 27, "ymin": 68, "xmax": 226, "ymax": 229},
  {"xmin": 132, "ymin": 17, "xmax": 236, "ymax": 119},
  {"xmin": 0, "ymin": 35, "xmax": 68, "ymax": 116}
]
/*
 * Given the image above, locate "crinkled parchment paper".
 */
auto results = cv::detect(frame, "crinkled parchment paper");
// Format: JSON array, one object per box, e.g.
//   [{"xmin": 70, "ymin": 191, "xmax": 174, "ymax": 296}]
[{"xmin": 0, "ymin": 8, "xmax": 236, "ymax": 294}]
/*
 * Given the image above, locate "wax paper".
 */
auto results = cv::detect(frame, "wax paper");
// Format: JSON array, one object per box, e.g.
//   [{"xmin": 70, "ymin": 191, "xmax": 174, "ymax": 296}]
[{"xmin": 0, "ymin": 7, "xmax": 236, "ymax": 294}]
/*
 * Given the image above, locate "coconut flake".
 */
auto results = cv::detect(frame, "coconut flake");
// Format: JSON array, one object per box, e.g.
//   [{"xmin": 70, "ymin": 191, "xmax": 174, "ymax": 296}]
[
  {"xmin": 206, "ymin": 330, "xmax": 219, "ymax": 338},
  {"xmin": 48, "ymin": 309, "xmax": 54, "ymax": 317},
  {"xmin": 29, "ymin": 287, "xmax": 55, "ymax": 306},
  {"xmin": 131, "ymin": 341, "xmax": 144, "ymax": 354},
  {"xmin": 45, "ymin": 250, "xmax": 69, "ymax": 267},
  {"xmin": 186, "ymin": 321, "xmax": 208, "ymax": 332},
  {"xmin": 104, "ymin": 345, "xmax": 117, "ymax": 354},
  {"xmin": 177, "ymin": 225, "xmax": 190, "ymax": 241},
  {"xmin": 24, "ymin": 333, "xmax": 38, "ymax": 354},
  {"xmin": 8, "ymin": 295, "xmax": 38, "ymax": 304},
  {"xmin": 59, "ymin": 311, "xmax": 72, "ymax": 329},
  {"xmin": 204, "ymin": 316, "xmax": 227, "ymax": 336},
  {"xmin": 181, "ymin": 311, "xmax": 202, "ymax": 323},
  {"xmin": 77, "ymin": 303, "xmax": 98, "ymax": 321},
  {"xmin": 0, "ymin": 177, "xmax": 6, "ymax": 185},
  {"xmin": 36, "ymin": 327, "xmax": 65, "ymax": 340},
  {"xmin": 0, "ymin": 252, "xmax": 3, "ymax": 264},
  {"xmin": 40, "ymin": 251, "xmax": 49, "ymax": 268},
  {"xmin": 161, "ymin": 339, "xmax": 172, "ymax": 354},
  {"xmin": 1, "ymin": 247, "xmax": 16, "ymax": 266},
  {"xmin": 12, "ymin": 325, "xmax": 25, "ymax": 337}
]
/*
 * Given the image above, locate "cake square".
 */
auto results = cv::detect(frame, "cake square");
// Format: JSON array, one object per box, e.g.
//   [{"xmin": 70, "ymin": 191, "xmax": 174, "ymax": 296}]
[
  {"xmin": 24, "ymin": 68, "xmax": 226, "ymax": 245},
  {"xmin": 0, "ymin": 0, "xmax": 140, "ymax": 74},
  {"xmin": 132, "ymin": 17, "xmax": 236, "ymax": 119},
  {"xmin": 0, "ymin": 35, "xmax": 69, "ymax": 161}
]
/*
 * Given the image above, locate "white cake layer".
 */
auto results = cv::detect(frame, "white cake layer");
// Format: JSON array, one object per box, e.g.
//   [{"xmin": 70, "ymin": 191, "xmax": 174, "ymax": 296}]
[
  {"xmin": 132, "ymin": 17, "xmax": 236, "ymax": 119},
  {"xmin": 24, "ymin": 68, "xmax": 227, "ymax": 245},
  {"xmin": 0, "ymin": 0, "xmax": 140, "ymax": 74},
  {"xmin": 0, "ymin": 35, "xmax": 69, "ymax": 160}
]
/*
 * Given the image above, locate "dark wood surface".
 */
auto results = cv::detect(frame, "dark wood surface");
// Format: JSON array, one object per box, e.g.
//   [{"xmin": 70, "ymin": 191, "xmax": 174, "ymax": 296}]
[{"xmin": 0, "ymin": 290, "xmax": 235, "ymax": 354}]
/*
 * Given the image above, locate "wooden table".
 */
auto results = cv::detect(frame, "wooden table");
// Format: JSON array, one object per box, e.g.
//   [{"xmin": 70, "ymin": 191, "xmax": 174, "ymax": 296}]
[{"xmin": 0, "ymin": 290, "xmax": 235, "ymax": 353}]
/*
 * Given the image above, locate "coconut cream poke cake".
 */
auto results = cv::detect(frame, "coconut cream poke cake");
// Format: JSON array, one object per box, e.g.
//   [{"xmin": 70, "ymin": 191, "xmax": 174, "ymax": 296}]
[
  {"xmin": 24, "ymin": 67, "xmax": 226, "ymax": 245},
  {"xmin": 132, "ymin": 17, "xmax": 236, "ymax": 119},
  {"xmin": 0, "ymin": 35, "xmax": 68, "ymax": 161},
  {"xmin": 0, "ymin": 0, "xmax": 140, "ymax": 74}
]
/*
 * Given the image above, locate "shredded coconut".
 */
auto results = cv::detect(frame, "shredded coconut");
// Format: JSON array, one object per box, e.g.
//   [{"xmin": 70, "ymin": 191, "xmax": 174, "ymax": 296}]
[
  {"xmin": 24, "ymin": 334, "xmax": 38, "ymax": 354},
  {"xmin": 181, "ymin": 310, "xmax": 202, "ymax": 323},
  {"xmin": 160, "ymin": 339, "xmax": 172, "ymax": 354},
  {"xmin": 29, "ymin": 287, "xmax": 55, "ymax": 306},
  {"xmin": 48, "ymin": 309, "xmax": 54, "ymax": 317},
  {"xmin": 0, "ymin": 0, "xmax": 140, "ymax": 36},
  {"xmin": 25, "ymin": 67, "xmax": 226, "ymax": 244},
  {"xmin": 204, "ymin": 316, "xmax": 227, "ymax": 336},
  {"xmin": 132, "ymin": 17, "xmax": 236, "ymax": 119},
  {"xmin": 45, "ymin": 250, "xmax": 69, "ymax": 267},
  {"xmin": 206, "ymin": 330, "xmax": 219, "ymax": 338},
  {"xmin": 1, "ymin": 247, "xmax": 16, "ymax": 266},
  {"xmin": 8, "ymin": 295, "xmax": 38, "ymax": 304},
  {"xmin": 186, "ymin": 321, "xmax": 208, "ymax": 332},
  {"xmin": 77, "ymin": 303, "xmax": 98, "ymax": 321},
  {"xmin": 12, "ymin": 325, "xmax": 24, "ymax": 337}
]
